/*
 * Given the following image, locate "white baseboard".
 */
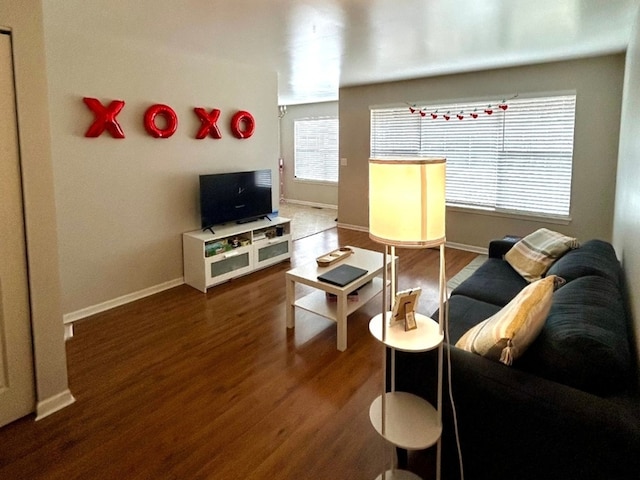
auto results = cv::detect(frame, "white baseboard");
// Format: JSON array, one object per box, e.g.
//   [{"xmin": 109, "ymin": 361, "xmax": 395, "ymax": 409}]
[
  {"xmin": 36, "ymin": 389, "xmax": 76, "ymax": 420},
  {"xmin": 63, "ymin": 278, "xmax": 184, "ymax": 324},
  {"xmin": 280, "ymin": 198, "xmax": 337, "ymax": 210},
  {"xmin": 446, "ymin": 241, "xmax": 488, "ymax": 254},
  {"xmin": 64, "ymin": 323, "xmax": 74, "ymax": 340},
  {"xmin": 336, "ymin": 222, "xmax": 367, "ymax": 232}
]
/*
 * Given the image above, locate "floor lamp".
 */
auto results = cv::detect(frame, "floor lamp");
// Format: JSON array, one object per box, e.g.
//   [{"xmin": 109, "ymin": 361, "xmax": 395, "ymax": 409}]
[{"xmin": 368, "ymin": 157, "xmax": 447, "ymax": 480}]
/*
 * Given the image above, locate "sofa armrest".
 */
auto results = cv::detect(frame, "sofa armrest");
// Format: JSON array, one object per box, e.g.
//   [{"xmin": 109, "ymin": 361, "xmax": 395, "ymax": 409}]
[
  {"xmin": 488, "ymin": 238, "xmax": 518, "ymax": 258},
  {"xmin": 393, "ymin": 347, "xmax": 640, "ymax": 480}
]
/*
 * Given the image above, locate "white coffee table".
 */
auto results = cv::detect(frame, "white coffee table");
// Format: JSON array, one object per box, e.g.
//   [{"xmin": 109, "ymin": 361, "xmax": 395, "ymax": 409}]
[{"xmin": 285, "ymin": 246, "xmax": 397, "ymax": 351}]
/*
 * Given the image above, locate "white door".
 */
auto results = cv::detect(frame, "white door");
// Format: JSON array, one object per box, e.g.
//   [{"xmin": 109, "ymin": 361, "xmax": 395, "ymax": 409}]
[{"xmin": 0, "ymin": 31, "xmax": 35, "ymax": 427}]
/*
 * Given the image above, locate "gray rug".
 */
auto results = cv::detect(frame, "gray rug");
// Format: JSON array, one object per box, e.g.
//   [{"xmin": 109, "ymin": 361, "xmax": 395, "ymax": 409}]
[{"xmin": 447, "ymin": 255, "xmax": 487, "ymax": 291}]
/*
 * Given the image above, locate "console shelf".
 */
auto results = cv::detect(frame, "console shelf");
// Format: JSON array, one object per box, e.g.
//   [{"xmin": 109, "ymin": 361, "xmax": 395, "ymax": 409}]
[{"xmin": 183, "ymin": 216, "xmax": 291, "ymax": 292}]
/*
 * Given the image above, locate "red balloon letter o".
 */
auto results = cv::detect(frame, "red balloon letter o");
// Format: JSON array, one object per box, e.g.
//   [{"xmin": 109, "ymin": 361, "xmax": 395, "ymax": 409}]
[
  {"xmin": 144, "ymin": 104, "xmax": 178, "ymax": 138},
  {"xmin": 230, "ymin": 110, "xmax": 255, "ymax": 139}
]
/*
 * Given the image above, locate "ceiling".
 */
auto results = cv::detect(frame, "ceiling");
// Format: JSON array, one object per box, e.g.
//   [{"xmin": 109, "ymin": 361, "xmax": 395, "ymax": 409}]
[{"xmin": 50, "ymin": 0, "xmax": 639, "ymax": 105}]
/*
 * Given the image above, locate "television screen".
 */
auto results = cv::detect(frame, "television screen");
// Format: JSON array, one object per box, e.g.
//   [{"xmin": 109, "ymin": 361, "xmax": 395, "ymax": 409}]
[{"xmin": 199, "ymin": 169, "xmax": 272, "ymax": 229}]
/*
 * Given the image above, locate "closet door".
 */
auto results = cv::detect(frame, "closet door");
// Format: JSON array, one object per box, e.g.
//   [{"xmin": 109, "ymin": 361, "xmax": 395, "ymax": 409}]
[{"xmin": 0, "ymin": 31, "xmax": 35, "ymax": 427}]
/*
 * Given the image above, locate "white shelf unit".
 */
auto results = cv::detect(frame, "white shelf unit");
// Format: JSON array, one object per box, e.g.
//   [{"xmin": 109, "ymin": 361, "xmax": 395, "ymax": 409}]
[
  {"xmin": 183, "ymin": 216, "xmax": 291, "ymax": 292},
  {"xmin": 368, "ymin": 244, "xmax": 446, "ymax": 480},
  {"xmin": 369, "ymin": 313, "xmax": 444, "ymax": 450}
]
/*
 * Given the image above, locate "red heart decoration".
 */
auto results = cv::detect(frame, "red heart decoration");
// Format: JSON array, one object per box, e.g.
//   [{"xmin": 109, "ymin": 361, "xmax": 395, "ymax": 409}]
[
  {"xmin": 457, "ymin": 114, "xmax": 464, "ymax": 120},
  {"xmin": 409, "ymin": 107, "xmax": 416, "ymax": 113},
  {"xmin": 499, "ymin": 104, "xmax": 508, "ymax": 110},
  {"xmin": 420, "ymin": 111, "xmax": 426, "ymax": 117},
  {"xmin": 431, "ymin": 113, "xmax": 438, "ymax": 119},
  {"xmin": 444, "ymin": 114, "xmax": 450, "ymax": 121},
  {"xmin": 485, "ymin": 108, "xmax": 493, "ymax": 115},
  {"xmin": 471, "ymin": 113, "xmax": 478, "ymax": 118}
]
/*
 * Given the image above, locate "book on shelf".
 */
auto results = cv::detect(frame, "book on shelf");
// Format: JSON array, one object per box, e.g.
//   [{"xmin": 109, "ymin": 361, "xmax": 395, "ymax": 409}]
[
  {"xmin": 324, "ymin": 281, "xmax": 371, "ymax": 302},
  {"xmin": 326, "ymin": 290, "xmax": 359, "ymax": 302}
]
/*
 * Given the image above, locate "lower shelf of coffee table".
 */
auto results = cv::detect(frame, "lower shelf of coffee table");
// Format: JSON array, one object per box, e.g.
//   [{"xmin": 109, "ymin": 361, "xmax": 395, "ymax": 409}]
[{"xmin": 293, "ymin": 277, "xmax": 384, "ymax": 322}]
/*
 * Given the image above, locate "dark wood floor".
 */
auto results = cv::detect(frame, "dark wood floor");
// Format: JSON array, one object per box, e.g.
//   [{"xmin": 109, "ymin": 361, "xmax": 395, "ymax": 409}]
[{"xmin": 0, "ymin": 227, "xmax": 477, "ymax": 480}]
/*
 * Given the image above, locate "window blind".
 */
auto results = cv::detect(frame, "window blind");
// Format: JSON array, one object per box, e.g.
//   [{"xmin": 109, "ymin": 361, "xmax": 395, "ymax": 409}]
[
  {"xmin": 294, "ymin": 117, "xmax": 339, "ymax": 183},
  {"xmin": 371, "ymin": 95, "xmax": 576, "ymax": 218}
]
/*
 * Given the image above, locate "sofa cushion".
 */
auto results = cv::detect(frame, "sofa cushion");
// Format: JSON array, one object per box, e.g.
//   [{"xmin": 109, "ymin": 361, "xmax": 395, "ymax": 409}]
[
  {"xmin": 505, "ymin": 228, "xmax": 579, "ymax": 282},
  {"xmin": 517, "ymin": 276, "xmax": 631, "ymax": 395},
  {"xmin": 451, "ymin": 258, "xmax": 528, "ymax": 307},
  {"xmin": 438, "ymin": 295, "xmax": 502, "ymax": 343},
  {"xmin": 546, "ymin": 239, "xmax": 622, "ymax": 287},
  {"xmin": 455, "ymin": 276, "xmax": 556, "ymax": 365}
]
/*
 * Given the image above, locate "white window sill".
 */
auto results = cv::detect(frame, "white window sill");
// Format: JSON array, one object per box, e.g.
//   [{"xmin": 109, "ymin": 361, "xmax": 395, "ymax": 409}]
[
  {"xmin": 293, "ymin": 177, "xmax": 338, "ymax": 187},
  {"xmin": 447, "ymin": 205, "xmax": 571, "ymax": 225}
]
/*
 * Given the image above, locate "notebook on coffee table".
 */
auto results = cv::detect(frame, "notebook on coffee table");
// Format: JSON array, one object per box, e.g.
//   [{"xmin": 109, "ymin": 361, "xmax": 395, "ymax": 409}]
[{"xmin": 318, "ymin": 264, "xmax": 368, "ymax": 287}]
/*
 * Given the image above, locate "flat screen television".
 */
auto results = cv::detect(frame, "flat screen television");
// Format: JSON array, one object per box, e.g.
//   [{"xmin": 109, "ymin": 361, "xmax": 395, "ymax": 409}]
[{"xmin": 199, "ymin": 169, "xmax": 273, "ymax": 230}]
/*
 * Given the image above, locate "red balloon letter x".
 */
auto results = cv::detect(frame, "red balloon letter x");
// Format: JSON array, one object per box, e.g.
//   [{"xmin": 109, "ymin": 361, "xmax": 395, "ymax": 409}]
[
  {"xmin": 193, "ymin": 107, "xmax": 222, "ymax": 139},
  {"xmin": 83, "ymin": 97, "xmax": 126, "ymax": 138}
]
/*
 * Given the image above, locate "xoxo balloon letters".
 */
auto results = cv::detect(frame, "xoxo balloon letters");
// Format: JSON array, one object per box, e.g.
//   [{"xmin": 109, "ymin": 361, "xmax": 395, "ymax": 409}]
[{"xmin": 82, "ymin": 97, "xmax": 255, "ymax": 140}]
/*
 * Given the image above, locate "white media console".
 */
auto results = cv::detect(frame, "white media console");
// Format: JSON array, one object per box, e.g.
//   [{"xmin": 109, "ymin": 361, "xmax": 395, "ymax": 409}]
[{"xmin": 182, "ymin": 216, "xmax": 292, "ymax": 293}]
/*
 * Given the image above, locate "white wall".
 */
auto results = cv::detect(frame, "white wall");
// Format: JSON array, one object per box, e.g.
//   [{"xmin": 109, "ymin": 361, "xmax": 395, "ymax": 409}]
[
  {"xmin": 613, "ymin": 6, "xmax": 640, "ymax": 374},
  {"xmin": 42, "ymin": 4, "xmax": 279, "ymax": 315}
]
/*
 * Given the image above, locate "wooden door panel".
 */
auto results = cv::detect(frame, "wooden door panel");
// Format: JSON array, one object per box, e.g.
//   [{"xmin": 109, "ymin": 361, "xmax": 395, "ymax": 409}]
[{"xmin": 0, "ymin": 31, "xmax": 35, "ymax": 427}]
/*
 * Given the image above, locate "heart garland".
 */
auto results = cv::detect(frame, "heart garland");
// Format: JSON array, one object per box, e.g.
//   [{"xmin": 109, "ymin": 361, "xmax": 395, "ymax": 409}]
[{"xmin": 407, "ymin": 94, "xmax": 518, "ymax": 120}]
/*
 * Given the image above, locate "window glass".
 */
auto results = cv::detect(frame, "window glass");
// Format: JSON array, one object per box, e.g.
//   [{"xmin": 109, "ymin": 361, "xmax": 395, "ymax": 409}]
[{"xmin": 294, "ymin": 117, "xmax": 339, "ymax": 183}]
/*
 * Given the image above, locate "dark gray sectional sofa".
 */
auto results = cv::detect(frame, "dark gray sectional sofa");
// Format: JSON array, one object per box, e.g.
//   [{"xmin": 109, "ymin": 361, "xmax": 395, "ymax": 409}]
[{"xmin": 394, "ymin": 238, "xmax": 640, "ymax": 479}]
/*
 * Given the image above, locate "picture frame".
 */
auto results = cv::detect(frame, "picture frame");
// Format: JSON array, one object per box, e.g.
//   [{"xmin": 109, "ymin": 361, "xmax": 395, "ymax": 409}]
[{"xmin": 390, "ymin": 287, "xmax": 421, "ymax": 331}]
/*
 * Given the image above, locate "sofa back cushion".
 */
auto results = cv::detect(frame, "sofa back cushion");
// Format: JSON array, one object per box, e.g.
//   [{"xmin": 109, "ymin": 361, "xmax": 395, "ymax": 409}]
[
  {"xmin": 546, "ymin": 239, "xmax": 622, "ymax": 287},
  {"xmin": 517, "ymin": 276, "xmax": 631, "ymax": 396},
  {"xmin": 505, "ymin": 228, "xmax": 579, "ymax": 282},
  {"xmin": 440, "ymin": 295, "xmax": 502, "ymax": 343},
  {"xmin": 451, "ymin": 258, "xmax": 528, "ymax": 307}
]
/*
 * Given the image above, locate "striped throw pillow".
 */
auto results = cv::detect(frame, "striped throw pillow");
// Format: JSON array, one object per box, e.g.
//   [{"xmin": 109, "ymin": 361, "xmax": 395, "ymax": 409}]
[
  {"xmin": 455, "ymin": 275, "xmax": 556, "ymax": 365},
  {"xmin": 505, "ymin": 228, "xmax": 579, "ymax": 282}
]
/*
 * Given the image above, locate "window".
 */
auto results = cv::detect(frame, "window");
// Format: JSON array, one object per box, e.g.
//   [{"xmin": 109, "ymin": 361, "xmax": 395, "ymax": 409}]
[
  {"xmin": 294, "ymin": 117, "xmax": 339, "ymax": 183},
  {"xmin": 370, "ymin": 95, "xmax": 576, "ymax": 218}
]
